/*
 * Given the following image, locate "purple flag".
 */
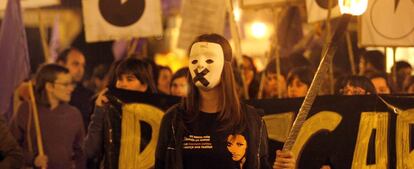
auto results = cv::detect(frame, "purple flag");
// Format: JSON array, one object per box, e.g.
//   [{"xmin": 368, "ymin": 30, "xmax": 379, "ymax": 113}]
[{"xmin": 0, "ymin": 0, "xmax": 30, "ymax": 117}]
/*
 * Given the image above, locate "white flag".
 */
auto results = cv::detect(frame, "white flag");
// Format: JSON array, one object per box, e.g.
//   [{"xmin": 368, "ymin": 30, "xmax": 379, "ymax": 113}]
[
  {"xmin": 0, "ymin": 0, "xmax": 60, "ymax": 10},
  {"xmin": 83, "ymin": 0, "xmax": 163, "ymax": 42},
  {"xmin": 177, "ymin": 0, "xmax": 226, "ymax": 49},
  {"xmin": 360, "ymin": 0, "xmax": 414, "ymax": 46}
]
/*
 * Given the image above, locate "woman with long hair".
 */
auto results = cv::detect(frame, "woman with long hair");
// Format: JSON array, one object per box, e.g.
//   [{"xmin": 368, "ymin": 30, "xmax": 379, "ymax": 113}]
[{"xmin": 155, "ymin": 34, "xmax": 295, "ymax": 169}]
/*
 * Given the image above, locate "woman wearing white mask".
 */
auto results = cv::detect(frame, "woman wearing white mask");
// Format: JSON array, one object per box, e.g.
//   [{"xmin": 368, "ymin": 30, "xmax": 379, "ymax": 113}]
[{"xmin": 155, "ymin": 34, "xmax": 295, "ymax": 169}]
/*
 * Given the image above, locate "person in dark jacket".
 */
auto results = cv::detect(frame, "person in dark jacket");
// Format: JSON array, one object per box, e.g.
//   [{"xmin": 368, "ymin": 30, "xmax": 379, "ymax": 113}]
[
  {"xmin": 57, "ymin": 48, "xmax": 95, "ymax": 130},
  {"xmin": 83, "ymin": 58, "xmax": 157, "ymax": 169},
  {"xmin": 155, "ymin": 34, "xmax": 296, "ymax": 169},
  {"xmin": 0, "ymin": 115, "xmax": 23, "ymax": 169}
]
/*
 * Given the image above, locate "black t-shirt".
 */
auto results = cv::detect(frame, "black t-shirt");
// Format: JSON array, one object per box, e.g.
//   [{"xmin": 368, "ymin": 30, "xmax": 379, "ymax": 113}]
[{"xmin": 182, "ymin": 112, "xmax": 248, "ymax": 169}]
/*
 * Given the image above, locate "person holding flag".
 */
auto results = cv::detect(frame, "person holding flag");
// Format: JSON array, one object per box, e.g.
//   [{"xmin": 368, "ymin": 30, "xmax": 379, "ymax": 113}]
[{"xmin": 10, "ymin": 64, "xmax": 86, "ymax": 169}]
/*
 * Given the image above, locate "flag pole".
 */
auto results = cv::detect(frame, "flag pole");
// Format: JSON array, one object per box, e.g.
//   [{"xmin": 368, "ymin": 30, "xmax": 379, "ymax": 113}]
[
  {"xmin": 27, "ymin": 81, "xmax": 46, "ymax": 169},
  {"xmin": 127, "ymin": 38, "xmax": 139, "ymax": 58},
  {"xmin": 278, "ymin": 13, "xmax": 352, "ymax": 160},
  {"xmin": 345, "ymin": 31, "xmax": 356, "ymax": 75},
  {"xmin": 38, "ymin": 9, "xmax": 51, "ymax": 63},
  {"xmin": 326, "ymin": 0, "xmax": 335, "ymax": 94},
  {"xmin": 225, "ymin": 0, "xmax": 249, "ymax": 99}
]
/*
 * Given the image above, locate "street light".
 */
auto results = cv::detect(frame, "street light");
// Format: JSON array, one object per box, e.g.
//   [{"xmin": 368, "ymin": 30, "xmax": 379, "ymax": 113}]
[
  {"xmin": 250, "ymin": 22, "xmax": 267, "ymax": 39},
  {"xmin": 339, "ymin": 0, "xmax": 368, "ymax": 16}
]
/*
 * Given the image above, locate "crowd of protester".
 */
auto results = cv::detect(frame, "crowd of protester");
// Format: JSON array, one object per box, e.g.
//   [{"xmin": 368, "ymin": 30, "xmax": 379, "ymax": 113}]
[{"xmin": 0, "ymin": 44, "xmax": 412, "ymax": 169}]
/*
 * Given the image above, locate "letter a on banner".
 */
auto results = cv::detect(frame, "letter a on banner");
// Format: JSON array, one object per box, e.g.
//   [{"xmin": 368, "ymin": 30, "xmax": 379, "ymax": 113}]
[
  {"xmin": 352, "ymin": 112, "xmax": 388, "ymax": 169},
  {"xmin": 82, "ymin": 0, "xmax": 162, "ymax": 42}
]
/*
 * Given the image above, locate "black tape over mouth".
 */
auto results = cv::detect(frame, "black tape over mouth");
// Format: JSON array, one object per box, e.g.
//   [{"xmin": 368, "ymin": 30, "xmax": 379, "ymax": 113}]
[{"xmin": 193, "ymin": 69, "xmax": 210, "ymax": 87}]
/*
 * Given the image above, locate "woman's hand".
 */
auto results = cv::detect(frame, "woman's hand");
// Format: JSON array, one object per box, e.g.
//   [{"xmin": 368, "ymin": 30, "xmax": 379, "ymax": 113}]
[
  {"xmin": 34, "ymin": 154, "xmax": 48, "ymax": 169},
  {"xmin": 95, "ymin": 88, "xmax": 109, "ymax": 107},
  {"xmin": 273, "ymin": 150, "xmax": 296, "ymax": 169}
]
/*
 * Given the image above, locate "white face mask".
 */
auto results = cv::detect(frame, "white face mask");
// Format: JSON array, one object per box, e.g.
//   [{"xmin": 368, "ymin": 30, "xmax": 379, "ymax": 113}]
[{"xmin": 189, "ymin": 42, "xmax": 225, "ymax": 90}]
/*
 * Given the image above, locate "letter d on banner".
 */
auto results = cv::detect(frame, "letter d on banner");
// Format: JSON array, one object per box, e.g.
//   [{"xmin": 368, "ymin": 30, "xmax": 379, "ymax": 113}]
[{"xmin": 352, "ymin": 112, "xmax": 388, "ymax": 169}]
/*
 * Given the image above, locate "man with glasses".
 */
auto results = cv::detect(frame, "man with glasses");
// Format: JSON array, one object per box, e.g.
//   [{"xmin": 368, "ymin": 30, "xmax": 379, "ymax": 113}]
[{"xmin": 10, "ymin": 64, "xmax": 86, "ymax": 169}]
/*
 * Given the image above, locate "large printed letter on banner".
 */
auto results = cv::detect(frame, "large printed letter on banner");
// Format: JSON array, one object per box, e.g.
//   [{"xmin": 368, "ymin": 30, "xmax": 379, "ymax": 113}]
[
  {"xmin": 306, "ymin": 0, "xmax": 342, "ymax": 23},
  {"xmin": 82, "ymin": 0, "xmax": 162, "ymax": 42},
  {"xmin": 352, "ymin": 112, "xmax": 388, "ymax": 169},
  {"xmin": 119, "ymin": 103, "xmax": 164, "ymax": 169},
  {"xmin": 396, "ymin": 109, "xmax": 414, "ymax": 169},
  {"xmin": 360, "ymin": 0, "xmax": 414, "ymax": 46},
  {"xmin": 291, "ymin": 111, "xmax": 342, "ymax": 162}
]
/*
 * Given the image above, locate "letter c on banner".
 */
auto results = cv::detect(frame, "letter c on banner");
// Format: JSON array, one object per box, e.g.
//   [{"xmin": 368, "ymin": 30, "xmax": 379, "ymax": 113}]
[{"xmin": 291, "ymin": 111, "xmax": 342, "ymax": 162}]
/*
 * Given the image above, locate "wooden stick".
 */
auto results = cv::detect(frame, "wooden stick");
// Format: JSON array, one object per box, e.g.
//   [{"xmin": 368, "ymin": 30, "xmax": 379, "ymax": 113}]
[
  {"xmin": 127, "ymin": 38, "xmax": 139, "ymax": 58},
  {"xmin": 326, "ymin": 0, "xmax": 335, "ymax": 95},
  {"xmin": 225, "ymin": 0, "xmax": 249, "ymax": 99},
  {"xmin": 28, "ymin": 81, "xmax": 46, "ymax": 168},
  {"xmin": 392, "ymin": 47, "xmax": 398, "ymax": 92},
  {"xmin": 345, "ymin": 31, "xmax": 356, "ymax": 75},
  {"xmin": 281, "ymin": 14, "xmax": 352, "ymax": 153},
  {"xmin": 38, "ymin": 9, "xmax": 51, "ymax": 63}
]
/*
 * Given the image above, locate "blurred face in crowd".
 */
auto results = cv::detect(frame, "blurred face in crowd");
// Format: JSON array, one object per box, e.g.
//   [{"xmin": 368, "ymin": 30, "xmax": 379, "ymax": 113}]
[
  {"xmin": 116, "ymin": 73, "xmax": 148, "ymax": 92},
  {"xmin": 60, "ymin": 50, "xmax": 86, "ymax": 83},
  {"xmin": 371, "ymin": 77, "xmax": 390, "ymax": 94},
  {"xmin": 171, "ymin": 77, "xmax": 188, "ymax": 97},
  {"xmin": 340, "ymin": 83, "xmax": 370, "ymax": 95},
  {"xmin": 158, "ymin": 69, "xmax": 172, "ymax": 94},
  {"xmin": 242, "ymin": 57, "xmax": 254, "ymax": 86},
  {"xmin": 263, "ymin": 73, "xmax": 286, "ymax": 98},
  {"xmin": 408, "ymin": 84, "xmax": 414, "ymax": 93},
  {"xmin": 189, "ymin": 42, "xmax": 224, "ymax": 90},
  {"xmin": 46, "ymin": 73, "xmax": 75, "ymax": 103},
  {"xmin": 398, "ymin": 67, "xmax": 413, "ymax": 90},
  {"xmin": 287, "ymin": 76, "xmax": 308, "ymax": 98}
]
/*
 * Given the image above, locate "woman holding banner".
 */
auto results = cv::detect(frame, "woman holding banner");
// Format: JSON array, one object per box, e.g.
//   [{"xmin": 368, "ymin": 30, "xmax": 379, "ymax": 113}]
[
  {"xmin": 155, "ymin": 34, "xmax": 296, "ymax": 169},
  {"xmin": 84, "ymin": 58, "xmax": 157, "ymax": 169}
]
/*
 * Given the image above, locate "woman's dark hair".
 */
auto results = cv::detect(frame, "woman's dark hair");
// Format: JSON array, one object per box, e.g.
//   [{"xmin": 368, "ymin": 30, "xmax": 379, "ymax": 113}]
[
  {"xmin": 287, "ymin": 67, "xmax": 314, "ymax": 87},
  {"xmin": 155, "ymin": 66, "xmax": 172, "ymax": 83},
  {"xmin": 242, "ymin": 55, "xmax": 257, "ymax": 73},
  {"xmin": 364, "ymin": 70, "xmax": 393, "ymax": 92},
  {"xmin": 105, "ymin": 60, "xmax": 122, "ymax": 88},
  {"xmin": 170, "ymin": 67, "xmax": 189, "ymax": 88},
  {"xmin": 264, "ymin": 58, "xmax": 290, "ymax": 78},
  {"xmin": 115, "ymin": 58, "xmax": 157, "ymax": 93},
  {"xmin": 34, "ymin": 64, "xmax": 69, "ymax": 107},
  {"xmin": 183, "ymin": 33, "xmax": 244, "ymax": 132},
  {"xmin": 56, "ymin": 47, "xmax": 83, "ymax": 64},
  {"xmin": 334, "ymin": 75, "xmax": 376, "ymax": 95},
  {"xmin": 360, "ymin": 50, "xmax": 386, "ymax": 72},
  {"xmin": 392, "ymin": 61, "xmax": 412, "ymax": 72},
  {"xmin": 405, "ymin": 75, "xmax": 414, "ymax": 92}
]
